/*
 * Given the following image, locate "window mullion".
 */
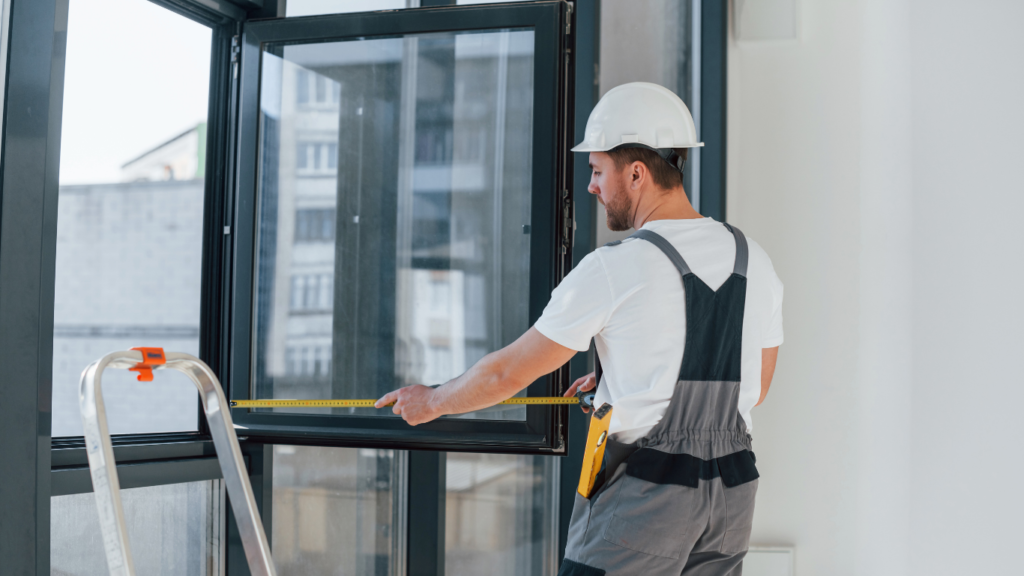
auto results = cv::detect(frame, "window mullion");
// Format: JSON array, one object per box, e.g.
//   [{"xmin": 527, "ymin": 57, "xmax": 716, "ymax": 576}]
[
  {"xmin": 0, "ymin": 1, "xmax": 67, "ymax": 572},
  {"xmin": 406, "ymin": 451, "xmax": 446, "ymax": 576}
]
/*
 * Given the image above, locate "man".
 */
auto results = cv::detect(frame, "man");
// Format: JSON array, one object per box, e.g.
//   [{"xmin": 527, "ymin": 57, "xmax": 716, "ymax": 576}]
[{"xmin": 377, "ymin": 82, "xmax": 783, "ymax": 575}]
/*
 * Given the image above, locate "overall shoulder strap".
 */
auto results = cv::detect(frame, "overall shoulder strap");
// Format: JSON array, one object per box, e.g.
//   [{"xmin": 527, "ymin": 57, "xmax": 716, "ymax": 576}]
[
  {"xmin": 722, "ymin": 223, "xmax": 749, "ymax": 278},
  {"xmin": 627, "ymin": 229, "xmax": 692, "ymax": 277}
]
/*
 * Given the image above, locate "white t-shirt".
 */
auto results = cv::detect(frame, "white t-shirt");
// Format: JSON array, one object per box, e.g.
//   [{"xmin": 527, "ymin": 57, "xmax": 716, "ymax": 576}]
[{"xmin": 534, "ymin": 218, "xmax": 784, "ymax": 443}]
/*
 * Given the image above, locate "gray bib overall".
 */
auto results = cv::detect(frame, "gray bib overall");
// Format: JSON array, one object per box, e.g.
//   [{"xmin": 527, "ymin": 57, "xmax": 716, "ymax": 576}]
[{"xmin": 560, "ymin": 224, "xmax": 759, "ymax": 576}]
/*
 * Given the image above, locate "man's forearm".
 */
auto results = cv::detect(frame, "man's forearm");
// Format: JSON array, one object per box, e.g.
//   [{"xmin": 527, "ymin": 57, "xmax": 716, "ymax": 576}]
[
  {"xmin": 430, "ymin": 350, "xmax": 526, "ymax": 416},
  {"xmin": 376, "ymin": 327, "xmax": 577, "ymax": 425}
]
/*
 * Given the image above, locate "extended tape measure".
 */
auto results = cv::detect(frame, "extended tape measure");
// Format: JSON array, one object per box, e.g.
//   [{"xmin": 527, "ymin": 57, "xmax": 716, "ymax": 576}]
[{"xmin": 230, "ymin": 389, "xmax": 597, "ymax": 410}]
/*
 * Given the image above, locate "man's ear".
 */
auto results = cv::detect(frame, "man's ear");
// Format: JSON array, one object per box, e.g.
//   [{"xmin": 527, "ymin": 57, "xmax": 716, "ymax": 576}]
[{"xmin": 630, "ymin": 161, "xmax": 646, "ymax": 190}]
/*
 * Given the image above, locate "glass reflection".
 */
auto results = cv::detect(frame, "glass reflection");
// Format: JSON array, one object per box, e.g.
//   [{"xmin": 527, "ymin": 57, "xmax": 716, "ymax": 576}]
[
  {"xmin": 51, "ymin": 480, "xmax": 224, "ymax": 575},
  {"xmin": 273, "ymin": 445, "xmax": 404, "ymax": 575},
  {"xmin": 253, "ymin": 29, "xmax": 535, "ymax": 420},
  {"xmin": 446, "ymin": 452, "xmax": 558, "ymax": 575}
]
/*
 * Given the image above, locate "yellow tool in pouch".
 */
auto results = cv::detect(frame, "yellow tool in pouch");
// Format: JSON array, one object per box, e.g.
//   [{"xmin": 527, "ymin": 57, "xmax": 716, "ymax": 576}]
[{"xmin": 577, "ymin": 403, "xmax": 613, "ymax": 498}]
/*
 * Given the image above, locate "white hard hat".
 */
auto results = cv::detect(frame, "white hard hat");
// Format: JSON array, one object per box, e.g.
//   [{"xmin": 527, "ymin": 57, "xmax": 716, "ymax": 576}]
[{"xmin": 572, "ymin": 82, "xmax": 704, "ymax": 157}]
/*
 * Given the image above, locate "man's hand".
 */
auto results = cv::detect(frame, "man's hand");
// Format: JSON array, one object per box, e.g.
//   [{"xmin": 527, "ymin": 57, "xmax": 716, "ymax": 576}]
[
  {"xmin": 375, "ymin": 384, "xmax": 444, "ymax": 426},
  {"xmin": 564, "ymin": 371, "xmax": 597, "ymax": 413}
]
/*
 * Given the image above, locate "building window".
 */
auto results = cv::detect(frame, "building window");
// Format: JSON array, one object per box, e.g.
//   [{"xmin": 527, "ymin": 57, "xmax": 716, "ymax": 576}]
[
  {"xmin": 296, "ymin": 69, "xmax": 341, "ymax": 107},
  {"xmin": 296, "ymin": 142, "xmax": 338, "ymax": 175},
  {"xmin": 295, "ymin": 208, "xmax": 336, "ymax": 242},
  {"xmin": 297, "ymin": 69, "xmax": 310, "ymax": 104},
  {"xmin": 284, "ymin": 345, "xmax": 332, "ymax": 377},
  {"xmin": 326, "ymin": 143, "xmax": 338, "ymax": 169},
  {"xmin": 304, "ymin": 276, "xmax": 319, "ymax": 309},
  {"xmin": 290, "ymin": 274, "xmax": 334, "ymax": 311},
  {"xmin": 290, "ymin": 276, "xmax": 305, "ymax": 310},
  {"xmin": 314, "ymin": 347, "xmax": 330, "ymax": 377},
  {"xmin": 285, "ymin": 347, "xmax": 298, "ymax": 376}
]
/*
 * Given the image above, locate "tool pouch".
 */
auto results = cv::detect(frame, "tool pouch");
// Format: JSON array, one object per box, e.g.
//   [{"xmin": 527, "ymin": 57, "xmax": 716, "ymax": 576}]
[{"xmin": 578, "ymin": 404, "xmax": 613, "ymax": 498}]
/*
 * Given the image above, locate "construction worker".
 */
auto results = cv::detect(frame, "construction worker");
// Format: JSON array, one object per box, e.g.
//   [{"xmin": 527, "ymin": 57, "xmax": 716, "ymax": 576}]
[{"xmin": 376, "ymin": 82, "xmax": 783, "ymax": 575}]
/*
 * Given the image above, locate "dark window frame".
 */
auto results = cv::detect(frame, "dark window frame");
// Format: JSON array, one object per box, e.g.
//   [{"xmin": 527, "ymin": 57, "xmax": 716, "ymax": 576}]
[
  {"xmin": 1, "ymin": 0, "xmax": 246, "ymax": 573},
  {"xmin": 227, "ymin": 1, "xmax": 577, "ymax": 455},
  {"xmin": 46, "ymin": 0, "xmax": 243, "ymax": 468}
]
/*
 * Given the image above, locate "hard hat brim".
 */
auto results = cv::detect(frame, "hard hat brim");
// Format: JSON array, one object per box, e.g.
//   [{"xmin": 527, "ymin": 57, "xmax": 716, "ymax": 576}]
[{"xmin": 570, "ymin": 142, "xmax": 705, "ymax": 153}]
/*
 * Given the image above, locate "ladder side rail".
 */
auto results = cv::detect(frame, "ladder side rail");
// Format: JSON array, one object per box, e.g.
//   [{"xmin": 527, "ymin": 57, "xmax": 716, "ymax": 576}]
[
  {"xmin": 79, "ymin": 351, "xmax": 144, "ymax": 576},
  {"xmin": 164, "ymin": 353, "xmax": 276, "ymax": 576}
]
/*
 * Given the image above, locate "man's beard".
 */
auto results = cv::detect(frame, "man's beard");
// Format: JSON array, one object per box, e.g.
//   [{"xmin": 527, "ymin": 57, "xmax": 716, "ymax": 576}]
[{"xmin": 605, "ymin": 191, "xmax": 633, "ymax": 232}]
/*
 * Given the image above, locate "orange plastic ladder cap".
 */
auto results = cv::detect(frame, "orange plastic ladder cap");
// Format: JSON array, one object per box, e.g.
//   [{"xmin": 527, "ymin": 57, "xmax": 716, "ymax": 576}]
[{"xmin": 129, "ymin": 347, "xmax": 166, "ymax": 382}]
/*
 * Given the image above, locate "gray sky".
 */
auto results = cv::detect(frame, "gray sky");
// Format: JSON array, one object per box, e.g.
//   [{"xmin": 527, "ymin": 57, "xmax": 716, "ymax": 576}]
[
  {"xmin": 288, "ymin": 0, "xmax": 405, "ymax": 16},
  {"xmin": 57, "ymin": 0, "xmax": 512, "ymax": 184},
  {"xmin": 59, "ymin": 0, "xmax": 211, "ymax": 184}
]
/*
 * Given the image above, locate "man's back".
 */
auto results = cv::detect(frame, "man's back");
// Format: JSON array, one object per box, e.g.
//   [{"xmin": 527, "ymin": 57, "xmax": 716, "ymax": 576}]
[{"xmin": 535, "ymin": 217, "xmax": 784, "ymax": 442}]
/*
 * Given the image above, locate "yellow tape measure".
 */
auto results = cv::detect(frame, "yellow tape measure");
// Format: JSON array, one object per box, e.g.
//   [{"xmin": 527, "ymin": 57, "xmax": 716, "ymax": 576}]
[{"xmin": 230, "ymin": 396, "xmax": 585, "ymax": 409}]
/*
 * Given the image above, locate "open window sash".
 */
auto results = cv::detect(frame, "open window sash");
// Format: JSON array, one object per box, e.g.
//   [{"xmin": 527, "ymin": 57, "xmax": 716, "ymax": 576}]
[{"xmin": 228, "ymin": 1, "xmax": 575, "ymax": 454}]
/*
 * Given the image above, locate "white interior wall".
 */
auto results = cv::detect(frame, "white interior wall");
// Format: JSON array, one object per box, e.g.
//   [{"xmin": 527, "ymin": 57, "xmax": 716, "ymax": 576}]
[
  {"xmin": 908, "ymin": 2, "xmax": 1024, "ymax": 573},
  {"xmin": 728, "ymin": 1, "xmax": 1024, "ymax": 574},
  {"xmin": 727, "ymin": 2, "xmax": 864, "ymax": 572}
]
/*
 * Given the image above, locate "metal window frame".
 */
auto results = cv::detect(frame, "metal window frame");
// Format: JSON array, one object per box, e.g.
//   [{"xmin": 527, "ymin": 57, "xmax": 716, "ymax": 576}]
[
  {"xmin": 34, "ymin": 3, "xmax": 270, "ymax": 573},
  {"xmin": 698, "ymin": 0, "xmax": 727, "ymax": 222},
  {"xmin": 227, "ymin": 1, "xmax": 576, "ymax": 455},
  {"xmin": 0, "ymin": 1, "xmax": 69, "ymax": 572},
  {"xmin": 47, "ymin": 0, "xmax": 246, "ymax": 486},
  {"xmin": 557, "ymin": 0, "xmax": 598, "ymax": 564}
]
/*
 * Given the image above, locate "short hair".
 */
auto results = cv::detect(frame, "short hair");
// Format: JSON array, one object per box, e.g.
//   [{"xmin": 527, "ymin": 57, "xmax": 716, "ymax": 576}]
[{"xmin": 606, "ymin": 147, "xmax": 688, "ymax": 191}]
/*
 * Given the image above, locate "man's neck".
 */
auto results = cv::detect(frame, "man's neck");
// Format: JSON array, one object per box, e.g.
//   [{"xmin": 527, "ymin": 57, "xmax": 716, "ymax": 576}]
[{"xmin": 633, "ymin": 186, "xmax": 703, "ymax": 229}]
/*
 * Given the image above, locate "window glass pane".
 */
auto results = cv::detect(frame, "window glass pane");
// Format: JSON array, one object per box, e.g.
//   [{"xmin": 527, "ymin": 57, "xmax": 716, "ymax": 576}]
[
  {"xmin": 253, "ymin": 29, "xmax": 535, "ymax": 421},
  {"xmin": 287, "ymin": 0, "xmax": 411, "ymax": 17},
  {"xmin": 446, "ymin": 453, "xmax": 558, "ymax": 575},
  {"xmin": 51, "ymin": 0, "xmax": 211, "ymax": 437},
  {"xmin": 273, "ymin": 445, "xmax": 405, "ymax": 575},
  {"xmin": 51, "ymin": 480, "xmax": 224, "ymax": 575},
  {"xmin": 597, "ymin": 0, "xmax": 697, "ymax": 244}
]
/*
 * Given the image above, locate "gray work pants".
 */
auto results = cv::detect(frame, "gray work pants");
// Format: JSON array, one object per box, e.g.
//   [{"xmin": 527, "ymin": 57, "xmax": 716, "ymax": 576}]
[{"xmin": 563, "ymin": 469, "xmax": 758, "ymax": 575}]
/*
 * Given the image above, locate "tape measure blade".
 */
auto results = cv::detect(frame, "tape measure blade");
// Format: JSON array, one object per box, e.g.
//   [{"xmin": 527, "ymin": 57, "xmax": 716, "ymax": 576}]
[{"xmin": 235, "ymin": 397, "xmax": 579, "ymax": 408}]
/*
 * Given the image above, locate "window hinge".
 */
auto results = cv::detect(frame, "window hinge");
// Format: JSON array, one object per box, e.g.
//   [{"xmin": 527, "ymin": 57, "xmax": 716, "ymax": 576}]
[
  {"xmin": 231, "ymin": 35, "xmax": 240, "ymax": 63},
  {"xmin": 561, "ymin": 189, "xmax": 573, "ymax": 255},
  {"xmin": 565, "ymin": 2, "xmax": 573, "ymax": 35}
]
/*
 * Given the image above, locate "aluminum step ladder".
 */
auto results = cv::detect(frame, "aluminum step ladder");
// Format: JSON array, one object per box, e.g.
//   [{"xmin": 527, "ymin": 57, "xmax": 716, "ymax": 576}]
[{"xmin": 79, "ymin": 347, "xmax": 277, "ymax": 576}]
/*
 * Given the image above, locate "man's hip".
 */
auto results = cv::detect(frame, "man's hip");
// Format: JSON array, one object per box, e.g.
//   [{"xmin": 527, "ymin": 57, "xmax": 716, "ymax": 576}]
[{"xmin": 561, "ymin": 472, "xmax": 758, "ymax": 576}]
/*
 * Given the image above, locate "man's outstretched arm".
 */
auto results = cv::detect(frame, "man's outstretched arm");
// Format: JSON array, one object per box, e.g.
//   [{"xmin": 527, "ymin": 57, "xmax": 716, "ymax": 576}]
[{"xmin": 375, "ymin": 327, "xmax": 578, "ymax": 425}]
